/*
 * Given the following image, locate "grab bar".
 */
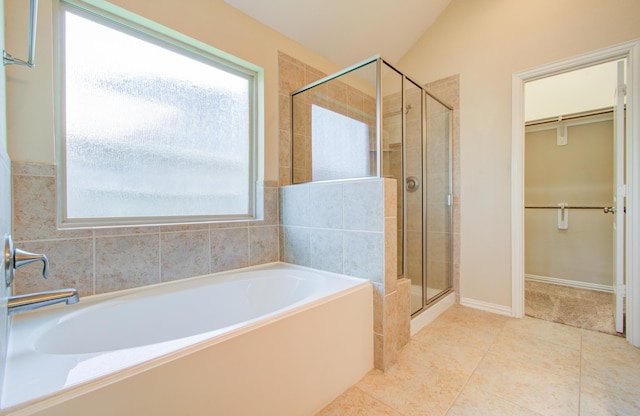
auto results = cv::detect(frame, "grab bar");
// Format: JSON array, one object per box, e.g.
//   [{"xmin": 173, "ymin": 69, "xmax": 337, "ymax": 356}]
[{"xmin": 3, "ymin": 0, "xmax": 38, "ymax": 68}]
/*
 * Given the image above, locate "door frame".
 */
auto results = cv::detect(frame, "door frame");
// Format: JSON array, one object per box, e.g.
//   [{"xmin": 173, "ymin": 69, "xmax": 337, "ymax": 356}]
[{"xmin": 511, "ymin": 39, "xmax": 640, "ymax": 347}]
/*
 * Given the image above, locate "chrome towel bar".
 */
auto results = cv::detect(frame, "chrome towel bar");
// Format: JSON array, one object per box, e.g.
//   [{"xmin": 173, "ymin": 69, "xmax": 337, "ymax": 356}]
[{"xmin": 3, "ymin": 0, "xmax": 38, "ymax": 68}]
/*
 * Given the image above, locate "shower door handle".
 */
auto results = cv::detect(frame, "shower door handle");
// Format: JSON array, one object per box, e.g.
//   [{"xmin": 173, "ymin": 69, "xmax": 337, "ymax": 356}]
[{"xmin": 406, "ymin": 176, "xmax": 420, "ymax": 192}]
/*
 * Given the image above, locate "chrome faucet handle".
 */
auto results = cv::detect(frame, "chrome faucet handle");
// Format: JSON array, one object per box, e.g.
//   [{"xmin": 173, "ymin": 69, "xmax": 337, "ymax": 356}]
[
  {"xmin": 14, "ymin": 247, "xmax": 49, "ymax": 279},
  {"xmin": 4, "ymin": 235, "xmax": 49, "ymax": 287}
]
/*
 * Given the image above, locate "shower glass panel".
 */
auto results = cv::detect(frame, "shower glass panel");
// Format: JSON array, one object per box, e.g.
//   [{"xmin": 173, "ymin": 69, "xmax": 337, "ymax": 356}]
[
  {"xmin": 290, "ymin": 56, "xmax": 453, "ymax": 317},
  {"xmin": 425, "ymin": 93, "xmax": 452, "ymax": 303},
  {"xmin": 380, "ymin": 64, "xmax": 403, "ymax": 277},
  {"xmin": 404, "ymin": 80, "xmax": 425, "ymax": 314},
  {"xmin": 291, "ymin": 61, "xmax": 378, "ymax": 183}
]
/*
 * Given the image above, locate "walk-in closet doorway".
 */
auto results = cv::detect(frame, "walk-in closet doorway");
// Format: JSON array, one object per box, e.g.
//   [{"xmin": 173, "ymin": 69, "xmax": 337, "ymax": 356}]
[
  {"xmin": 512, "ymin": 39, "xmax": 640, "ymax": 348},
  {"xmin": 523, "ymin": 60, "xmax": 624, "ymax": 335}
]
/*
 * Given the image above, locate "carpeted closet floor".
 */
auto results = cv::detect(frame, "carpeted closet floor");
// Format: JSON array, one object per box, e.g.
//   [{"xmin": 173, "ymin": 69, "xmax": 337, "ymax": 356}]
[{"xmin": 525, "ymin": 280, "xmax": 620, "ymax": 335}]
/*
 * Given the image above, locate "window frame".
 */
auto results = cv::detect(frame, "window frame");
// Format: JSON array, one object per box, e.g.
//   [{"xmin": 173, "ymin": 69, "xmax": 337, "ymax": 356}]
[{"xmin": 54, "ymin": 0, "xmax": 264, "ymax": 229}]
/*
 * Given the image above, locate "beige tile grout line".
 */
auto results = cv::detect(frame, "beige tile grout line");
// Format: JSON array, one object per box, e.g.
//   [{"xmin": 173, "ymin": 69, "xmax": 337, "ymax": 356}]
[
  {"xmin": 91, "ymin": 230, "xmax": 96, "ymax": 296},
  {"xmin": 442, "ymin": 317, "xmax": 512, "ymax": 414},
  {"xmin": 207, "ymin": 225, "xmax": 212, "ymax": 274},
  {"xmin": 325, "ymin": 311, "xmax": 599, "ymax": 415},
  {"xmin": 348, "ymin": 312, "xmax": 516, "ymax": 416},
  {"xmin": 578, "ymin": 329, "xmax": 584, "ymax": 416},
  {"xmin": 354, "ymin": 386, "xmax": 402, "ymax": 415},
  {"xmin": 157, "ymin": 231, "xmax": 162, "ymax": 284}
]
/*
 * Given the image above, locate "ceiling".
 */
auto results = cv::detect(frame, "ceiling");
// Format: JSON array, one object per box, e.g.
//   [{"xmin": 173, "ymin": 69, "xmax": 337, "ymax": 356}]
[{"xmin": 223, "ymin": 0, "xmax": 453, "ymax": 68}]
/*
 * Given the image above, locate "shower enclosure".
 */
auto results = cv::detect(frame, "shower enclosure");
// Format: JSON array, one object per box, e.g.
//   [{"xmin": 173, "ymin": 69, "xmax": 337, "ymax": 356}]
[{"xmin": 290, "ymin": 56, "xmax": 453, "ymax": 316}]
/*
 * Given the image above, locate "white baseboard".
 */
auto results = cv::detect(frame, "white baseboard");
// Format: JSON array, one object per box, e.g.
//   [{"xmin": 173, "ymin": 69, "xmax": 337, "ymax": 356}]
[
  {"xmin": 525, "ymin": 274, "xmax": 614, "ymax": 293},
  {"xmin": 410, "ymin": 292, "xmax": 455, "ymax": 336},
  {"xmin": 460, "ymin": 297, "xmax": 512, "ymax": 317}
]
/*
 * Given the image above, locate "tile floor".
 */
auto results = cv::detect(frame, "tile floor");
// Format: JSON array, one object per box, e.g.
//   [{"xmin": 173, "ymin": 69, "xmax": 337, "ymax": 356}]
[{"xmin": 316, "ymin": 304, "xmax": 640, "ymax": 416}]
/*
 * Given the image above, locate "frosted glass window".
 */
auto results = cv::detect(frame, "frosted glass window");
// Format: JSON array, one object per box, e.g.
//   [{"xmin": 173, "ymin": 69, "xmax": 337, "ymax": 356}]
[
  {"xmin": 311, "ymin": 105, "xmax": 370, "ymax": 181},
  {"xmin": 59, "ymin": 6, "xmax": 258, "ymax": 226}
]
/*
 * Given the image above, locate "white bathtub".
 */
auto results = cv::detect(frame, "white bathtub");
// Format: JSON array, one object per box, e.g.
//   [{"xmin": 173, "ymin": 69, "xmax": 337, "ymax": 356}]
[{"xmin": 2, "ymin": 263, "xmax": 373, "ymax": 415}]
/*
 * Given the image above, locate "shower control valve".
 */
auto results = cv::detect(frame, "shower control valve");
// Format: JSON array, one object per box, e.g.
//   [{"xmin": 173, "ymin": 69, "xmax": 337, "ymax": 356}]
[{"xmin": 406, "ymin": 176, "xmax": 420, "ymax": 192}]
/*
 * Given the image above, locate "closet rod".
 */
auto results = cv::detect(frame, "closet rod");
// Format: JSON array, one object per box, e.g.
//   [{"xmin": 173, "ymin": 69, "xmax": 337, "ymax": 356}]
[
  {"xmin": 525, "ymin": 206, "xmax": 607, "ymax": 209},
  {"xmin": 525, "ymin": 107, "xmax": 614, "ymax": 127}
]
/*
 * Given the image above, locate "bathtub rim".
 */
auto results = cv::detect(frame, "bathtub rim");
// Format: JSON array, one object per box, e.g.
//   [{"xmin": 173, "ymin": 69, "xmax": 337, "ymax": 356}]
[
  {"xmin": 2, "ymin": 262, "xmax": 372, "ymax": 414},
  {"xmin": 9, "ymin": 261, "xmax": 367, "ymax": 327}
]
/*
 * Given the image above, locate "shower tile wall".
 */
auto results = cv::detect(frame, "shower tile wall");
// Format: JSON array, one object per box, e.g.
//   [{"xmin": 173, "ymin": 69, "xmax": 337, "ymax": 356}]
[
  {"xmin": 279, "ymin": 178, "xmax": 410, "ymax": 370},
  {"xmin": 11, "ymin": 162, "xmax": 279, "ymax": 296},
  {"xmin": 279, "ymin": 52, "xmax": 325, "ymax": 186},
  {"xmin": 385, "ymin": 142, "xmax": 402, "ymax": 274},
  {"xmin": 381, "ymin": 92, "xmax": 402, "ymax": 278},
  {"xmin": 280, "ymin": 179, "xmax": 385, "ymax": 280},
  {"xmin": 382, "ymin": 88, "xmax": 423, "ymax": 292},
  {"xmin": 279, "ymin": 52, "xmax": 377, "ymax": 185}
]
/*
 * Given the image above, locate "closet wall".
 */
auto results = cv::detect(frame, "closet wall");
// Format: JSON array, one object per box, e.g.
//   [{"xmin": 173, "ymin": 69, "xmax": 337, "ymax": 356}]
[{"xmin": 525, "ymin": 118, "xmax": 613, "ymax": 289}]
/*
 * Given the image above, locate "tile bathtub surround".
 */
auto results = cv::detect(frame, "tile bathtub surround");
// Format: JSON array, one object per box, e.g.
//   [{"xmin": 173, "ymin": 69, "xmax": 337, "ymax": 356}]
[
  {"xmin": 280, "ymin": 179, "xmax": 384, "ymax": 276},
  {"xmin": 11, "ymin": 162, "xmax": 279, "ymax": 297},
  {"xmin": 280, "ymin": 178, "xmax": 410, "ymax": 370},
  {"xmin": 316, "ymin": 305, "xmax": 640, "ymax": 416}
]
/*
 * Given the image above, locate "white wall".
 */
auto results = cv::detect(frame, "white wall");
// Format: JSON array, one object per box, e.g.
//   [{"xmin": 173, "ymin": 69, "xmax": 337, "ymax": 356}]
[
  {"xmin": 398, "ymin": 0, "xmax": 640, "ymax": 308},
  {"xmin": 525, "ymin": 61, "xmax": 619, "ymax": 122}
]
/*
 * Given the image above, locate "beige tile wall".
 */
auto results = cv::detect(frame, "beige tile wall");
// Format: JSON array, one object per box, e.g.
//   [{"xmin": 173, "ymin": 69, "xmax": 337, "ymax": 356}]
[
  {"xmin": 279, "ymin": 52, "xmax": 325, "ymax": 186},
  {"xmin": 279, "ymin": 52, "xmax": 377, "ymax": 185},
  {"xmin": 11, "ymin": 162, "xmax": 279, "ymax": 297},
  {"xmin": 291, "ymin": 78, "xmax": 376, "ymax": 183}
]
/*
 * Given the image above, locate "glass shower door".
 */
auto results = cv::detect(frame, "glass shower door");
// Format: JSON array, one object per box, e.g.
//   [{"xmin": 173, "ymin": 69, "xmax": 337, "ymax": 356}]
[
  {"xmin": 380, "ymin": 61, "xmax": 453, "ymax": 315},
  {"xmin": 404, "ymin": 80, "xmax": 424, "ymax": 314},
  {"xmin": 425, "ymin": 93, "xmax": 452, "ymax": 303}
]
